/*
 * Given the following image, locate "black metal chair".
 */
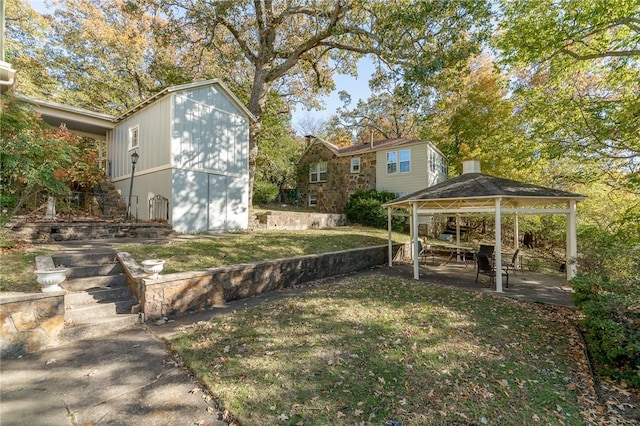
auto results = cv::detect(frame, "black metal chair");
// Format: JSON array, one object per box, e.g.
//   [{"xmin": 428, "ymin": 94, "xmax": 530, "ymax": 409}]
[
  {"xmin": 475, "ymin": 253, "xmax": 509, "ymax": 288},
  {"xmin": 503, "ymin": 249, "xmax": 520, "ymax": 276},
  {"xmin": 418, "ymin": 240, "xmax": 435, "ymax": 264}
]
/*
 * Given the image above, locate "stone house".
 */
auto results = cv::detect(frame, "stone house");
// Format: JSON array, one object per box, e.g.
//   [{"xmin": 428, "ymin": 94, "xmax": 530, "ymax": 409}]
[{"xmin": 297, "ymin": 137, "xmax": 448, "ymax": 213}]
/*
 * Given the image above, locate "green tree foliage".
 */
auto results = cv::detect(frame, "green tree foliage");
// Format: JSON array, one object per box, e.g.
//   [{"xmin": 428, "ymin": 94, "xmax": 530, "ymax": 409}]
[
  {"xmin": 420, "ymin": 54, "xmax": 524, "ymax": 177},
  {"xmin": 254, "ymin": 92, "xmax": 303, "ymax": 204},
  {"xmin": 0, "ymin": 95, "xmax": 101, "ymax": 217},
  {"xmin": 39, "ymin": 0, "xmax": 195, "ymax": 113},
  {"xmin": 495, "ymin": 0, "xmax": 640, "ymax": 190},
  {"xmin": 3, "ymin": 0, "xmax": 58, "ymax": 97}
]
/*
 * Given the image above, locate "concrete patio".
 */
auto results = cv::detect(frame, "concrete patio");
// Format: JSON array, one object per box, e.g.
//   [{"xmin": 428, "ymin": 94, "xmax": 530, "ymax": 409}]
[{"xmin": 385, "ymin": 258, "xmax": 575, "ymax": 307}]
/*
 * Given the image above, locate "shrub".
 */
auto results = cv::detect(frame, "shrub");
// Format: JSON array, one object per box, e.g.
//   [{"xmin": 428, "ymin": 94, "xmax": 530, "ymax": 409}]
[
  {"xmin": 345, "ymin": 189, "xmax": 406, "ymax": 231},
  {"xmin": 252, "ymin": 180, "xmax": 279, "ymax": 205},
  {"xmin": 572, "ymin": 274, "xmax": 640, "ymax": 386}
]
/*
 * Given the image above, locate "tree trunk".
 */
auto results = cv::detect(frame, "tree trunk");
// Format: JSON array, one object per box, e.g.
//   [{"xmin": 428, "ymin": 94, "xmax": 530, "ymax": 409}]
[{"xmin": 247, "ymin": 66, "xmax": 270, "ymax": 209}]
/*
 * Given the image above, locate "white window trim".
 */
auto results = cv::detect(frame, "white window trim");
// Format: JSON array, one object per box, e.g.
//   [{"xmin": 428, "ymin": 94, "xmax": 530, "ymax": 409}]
[
  {"xmin": 309, "ymin": 162, "xmax": 327, "ymax": 183},
  {"xmin": 129, "ymin": 125, "xmax": 140, "ymax": 150},
  {"xmin": 308, "ymin": 195, "xmax": 317, "ymax": 206},
  {"xmin": 350, "ymin": 157, "xmax": 361, "ymax": 173},
  {"xmin": 399, "ymin": 148, "xmax": 411, "ymax": 173},
  {"xmin": 386, "ymin": 149, "xmax": 411, "ymax": 174}
]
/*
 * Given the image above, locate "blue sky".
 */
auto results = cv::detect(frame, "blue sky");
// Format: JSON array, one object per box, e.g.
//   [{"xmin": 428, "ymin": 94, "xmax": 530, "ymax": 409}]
[{"xmin": 290, "ymin": 57, "xmax": 374, "ymax": 126}]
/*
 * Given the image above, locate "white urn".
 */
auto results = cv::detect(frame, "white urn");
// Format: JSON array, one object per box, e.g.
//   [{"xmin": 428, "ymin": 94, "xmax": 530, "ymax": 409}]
[
  {"xmin": 34, "ymin": 268, "xmax": 68, "ymax": 292},
  {"xmin": 142, "ymin": 259, "xmax": 166, "ymax": 279}
]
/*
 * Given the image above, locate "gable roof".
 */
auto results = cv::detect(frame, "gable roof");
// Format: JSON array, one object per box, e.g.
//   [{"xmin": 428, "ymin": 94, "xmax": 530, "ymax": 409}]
[
  {"xmin": 383, "ymin": 171, "xmax": 586, "ymax": 211},
  {"xmin": 117, "ymin": 79, "xmax": 256, "ymax": 122},
  {"xmin": 303, "ymin": 137, "xmax": 445, "ymax": 158}
]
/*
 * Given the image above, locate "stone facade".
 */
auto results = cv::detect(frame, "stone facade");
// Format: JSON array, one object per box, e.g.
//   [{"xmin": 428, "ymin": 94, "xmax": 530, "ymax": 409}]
[
  {"xmin": 297, "ymin": 143, "xmax": 377, "ymax": 213},
  {"xmin": 0, "ymin": 292, "xmax": 65, "ymax": 357}
]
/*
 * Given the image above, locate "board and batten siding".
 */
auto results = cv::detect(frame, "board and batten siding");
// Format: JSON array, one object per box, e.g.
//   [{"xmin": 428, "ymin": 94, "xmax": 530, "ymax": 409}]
[
  {"xmin": 108, "ymin": 97, "xmax": 172, "ymax": 180},
  {"xmin": 170, "ymin": 85, "xmax": 250, "ymax": 233},
  {"xmin": 172, "ymin": 89, "xmax": 248, "ymax": 175},
  {"xmin": 376, "ymin": 143, "xmax": 430, "ymax": 196}
]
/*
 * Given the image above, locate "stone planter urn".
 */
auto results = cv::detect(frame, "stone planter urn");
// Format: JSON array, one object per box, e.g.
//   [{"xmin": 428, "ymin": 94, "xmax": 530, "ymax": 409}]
[
  {"xmin": 34, "ymin": 268, "xmax": 68, "ymax": 292},
  {"xmin": 142, "ymin": 259, "xmax": 166, "ymax": 279}
]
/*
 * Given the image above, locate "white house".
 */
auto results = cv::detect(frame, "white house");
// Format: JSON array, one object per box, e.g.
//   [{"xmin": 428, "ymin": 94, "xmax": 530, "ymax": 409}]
[{"xmin": 20, "ymin": 79, "xmax": 255, "ymax": 233}]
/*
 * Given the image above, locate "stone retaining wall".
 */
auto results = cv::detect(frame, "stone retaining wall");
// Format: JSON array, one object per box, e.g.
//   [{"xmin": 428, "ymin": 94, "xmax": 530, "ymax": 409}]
[
  {"xmin": 0, "ymin": 292, "xmax": 65, "ymax": 357},
  {"xmin": 251, "ymin": 210, "xmax": 346, "ymax": 230},
  {"xmin": 5, "ymin": 221, "xmax": 173, "ymax": 242},
  {"xmin": 125, "ymin": 244, "xmax": 400, "ymax": 320}
]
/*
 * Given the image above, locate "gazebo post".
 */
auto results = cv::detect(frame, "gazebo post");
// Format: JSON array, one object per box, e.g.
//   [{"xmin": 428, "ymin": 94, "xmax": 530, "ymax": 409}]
[
  {"xmin": 514, "ymin": 213, "xmax": 519, "ymax": 251},
  {"xmin": 455, "ymin": 214, "xmax": 461, "ymax": 262},
  {"xmin": 495, "ymin": 198, "xmax": 503, "ymax": 292},
  {"xmin": 387, "ymin": 207, "xmax": 393, "ymax": 267},
  {"xmin": 412, "ymin": 202, "xmax": 420, "ymax": 280},
  {"xmin": 566, "ymin": 200, "xmax": 578, "ymax": 281}
]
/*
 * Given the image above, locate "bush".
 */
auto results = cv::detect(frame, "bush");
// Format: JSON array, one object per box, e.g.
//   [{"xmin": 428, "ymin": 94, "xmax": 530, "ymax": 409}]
[
  {"xmin": 572, "ymin": 274, "xmax": 640, "ymax": 386},
  {"xmin": 252, "ymin": 180, "xmax": 279, "ymax": 205},
  {"xmin": 345, "ymin": 189, "xmax": 406, "ymax": 231}
]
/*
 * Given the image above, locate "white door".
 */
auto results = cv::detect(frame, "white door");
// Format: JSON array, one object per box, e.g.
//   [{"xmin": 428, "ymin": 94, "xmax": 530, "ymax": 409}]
[{"xmin": 208, "ymin": 174, "xmax": 227, "ymax": 231}]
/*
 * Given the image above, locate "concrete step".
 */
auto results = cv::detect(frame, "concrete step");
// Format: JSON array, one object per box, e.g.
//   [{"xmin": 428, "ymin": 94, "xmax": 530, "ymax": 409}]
[
  {"xmin": 53, "ymin": 250, "xmax": 118, "ymax": 267},
  {"xmin": 65, "ymin": 286, "xmax": 133, "ymax": 307},
  {"xmin": 65, "ymin": 299, "xmax": 137, "ymax": 323},
  {"xmin": 65, "ymin": 263, "xmax": 122, "ymax": 279},
  {"xmin": 62, "ymin": 274, "xmax": 127, "ymax": 292},
  {"xmin": 62, "ymin": 315, "xmax": 141, "ymax": 343}
]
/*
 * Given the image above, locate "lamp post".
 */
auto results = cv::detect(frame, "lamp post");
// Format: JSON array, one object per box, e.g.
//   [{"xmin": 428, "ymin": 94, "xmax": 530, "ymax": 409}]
[{"xmin": 126, "ymin": 151, "xmax": 139, "ymax": 221}]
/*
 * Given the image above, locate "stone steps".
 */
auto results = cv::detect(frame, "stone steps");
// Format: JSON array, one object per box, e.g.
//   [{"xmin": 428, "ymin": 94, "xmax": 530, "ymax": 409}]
[
  {"xmin": 62, "ymin": 274, "xmax": 127, "ymax": 292},
  {"xmin": 50, "ymin": 249, "xmax": 140, "ymax": 343}
]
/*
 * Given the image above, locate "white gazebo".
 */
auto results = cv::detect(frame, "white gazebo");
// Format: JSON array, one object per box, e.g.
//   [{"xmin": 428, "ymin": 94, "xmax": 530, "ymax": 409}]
[{"xmin": 382, "ymin": 160, "xmax": 586, "ymax": 292}]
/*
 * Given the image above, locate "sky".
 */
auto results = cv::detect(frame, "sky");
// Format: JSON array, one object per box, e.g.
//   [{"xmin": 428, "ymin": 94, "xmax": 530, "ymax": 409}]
[
  {"xmin": 28, "ymin": 0, "xmax": 374, "ymax": 128},
  {"xmin": 290, "ymin": 57, "xmax": 374, "ymax": 129}
]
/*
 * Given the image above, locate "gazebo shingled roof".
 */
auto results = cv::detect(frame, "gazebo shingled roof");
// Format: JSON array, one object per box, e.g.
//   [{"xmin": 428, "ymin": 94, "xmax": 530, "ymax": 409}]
[{"xmin": 384, "ymin": 172, "xmax": 585, "ymax": 210}]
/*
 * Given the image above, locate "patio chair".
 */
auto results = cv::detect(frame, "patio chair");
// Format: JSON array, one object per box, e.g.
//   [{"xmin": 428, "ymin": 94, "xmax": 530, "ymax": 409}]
[
  {"xmin": 503, "ymin": 249, "xmax": 520, "ymax": 276},
  {"xmin": 418, "ymin": 240, "xmax": 435, "ymax": 264},
  {"xmin": 477, "ymin": 244, "xmax": 495, "ymax": 257},
  {"xmin": 475, "ymin": 253, "xmax": 509, "ymax": 288}
]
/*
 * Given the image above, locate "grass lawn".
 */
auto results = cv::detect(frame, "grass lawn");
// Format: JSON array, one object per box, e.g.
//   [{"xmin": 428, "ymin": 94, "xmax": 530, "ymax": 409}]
[
  {"xmin": 171, "ymin": 274, "xmax": 598, "ymax": 426},
  {"xmin": 116, "ymin": 227, "xmax": 409, "ymax": 274},
  {"xmin": 0, "ymin": 245, "xmax": 53, "ymax": 293},
  {"xmin": 0, "ymin": 227, "xmax": 408, "ymax": 292}
]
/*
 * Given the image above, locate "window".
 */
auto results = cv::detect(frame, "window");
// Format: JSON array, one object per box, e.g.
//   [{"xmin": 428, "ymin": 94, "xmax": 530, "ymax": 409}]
[
  {"xmin": 386, "ymin": 152, "xmax": 397, "ymax": 174},
  {"xmin": 309, "ymin": 162, "xmax": 327, "ymax": 183},
  {"xmin": 387, "ymin": 149, "xmax": 411, "ymax": 174},
  {"xmin": 129, "ymin": 125, "xmax": 139, "ymax": 150},
  {"xmin": 308, "ymin": 195, "xmax": 317, "ymax": 206},
  {"xmin": 399, "ymin": 149, "xmax": 410, "ymax": 172},
  {"xmin": 350, "ymin": 157, "xmax": 361, "ymax": 173}
]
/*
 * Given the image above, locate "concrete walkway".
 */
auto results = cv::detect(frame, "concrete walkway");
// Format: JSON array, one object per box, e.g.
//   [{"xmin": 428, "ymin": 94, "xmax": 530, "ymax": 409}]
[
  {"xmin": 1, "ymin": 241, "xmax": 574, "ymax": 425},
  {"xmin": 0, "ymin": 326, "xmax": 227, "ymax": 426}
]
